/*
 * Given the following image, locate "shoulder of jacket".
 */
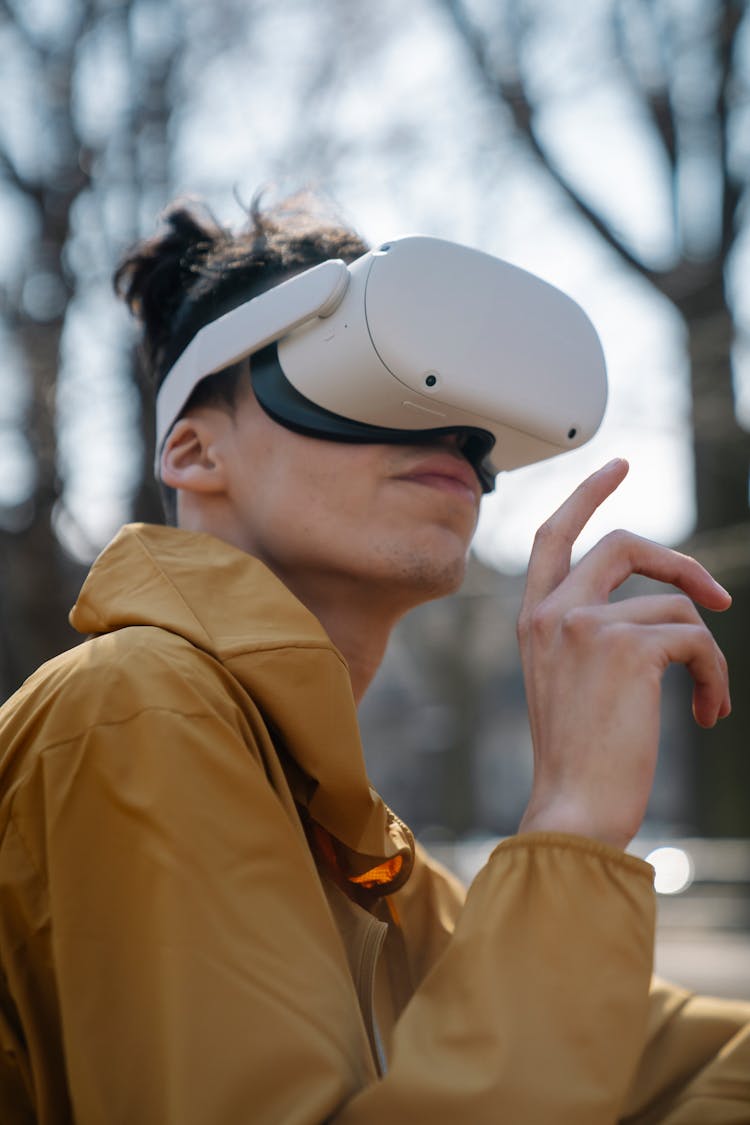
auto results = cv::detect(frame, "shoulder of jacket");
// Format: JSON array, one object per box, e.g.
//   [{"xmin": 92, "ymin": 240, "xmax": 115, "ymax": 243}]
[
  {"xmin": 26, "ymin": 624, "xmax": 221, "ymax": 696},
  {"xmin": 0, "ymin": 625, "xmax": 248, "ymax": 766}
]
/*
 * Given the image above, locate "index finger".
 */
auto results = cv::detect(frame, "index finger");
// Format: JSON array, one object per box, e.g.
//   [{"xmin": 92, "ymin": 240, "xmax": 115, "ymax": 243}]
[{"xmin": 523, "ymin": 458, "xmax": 630, "ymax": 607}]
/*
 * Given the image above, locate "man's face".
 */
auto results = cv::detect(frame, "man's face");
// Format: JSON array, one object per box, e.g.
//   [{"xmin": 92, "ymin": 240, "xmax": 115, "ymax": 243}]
[{"xmin": 200, "ymin": 379, "xmax": 483, "ymax": 608}]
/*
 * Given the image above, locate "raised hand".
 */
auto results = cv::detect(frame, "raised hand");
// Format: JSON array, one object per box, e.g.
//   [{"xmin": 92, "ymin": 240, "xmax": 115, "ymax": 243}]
[{"xmin": 516, "ymin": 459, "xmax": 731, "ymax": 850}]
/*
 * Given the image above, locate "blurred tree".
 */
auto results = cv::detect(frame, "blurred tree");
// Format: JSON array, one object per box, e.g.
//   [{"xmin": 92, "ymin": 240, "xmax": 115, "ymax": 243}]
[
  {"xmin": 439, "ymin": 0, "xmax": 750, "ymax": 832},
  {"xmin": 0, "ymin": 0, "xmax": 94, "ymax": 692},
  {"xmin": 0, "ymin": 0, "xmax": 187, "ymax": 697}
]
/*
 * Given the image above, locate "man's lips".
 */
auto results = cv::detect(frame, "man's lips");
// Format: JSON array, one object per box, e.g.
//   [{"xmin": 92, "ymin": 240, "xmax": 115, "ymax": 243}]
[{"xmin": 394, "ymin": 453, "xmax": 481, "ymax": 503}]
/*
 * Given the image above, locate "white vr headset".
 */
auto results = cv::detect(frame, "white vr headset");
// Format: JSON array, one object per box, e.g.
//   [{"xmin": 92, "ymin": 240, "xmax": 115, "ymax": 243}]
[{"xmin": 155, "ymin": 235, "xmax": 608, "ymax": 491}]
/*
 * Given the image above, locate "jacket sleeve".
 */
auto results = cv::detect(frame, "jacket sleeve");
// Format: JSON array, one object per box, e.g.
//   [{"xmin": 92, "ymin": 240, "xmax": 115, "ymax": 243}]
[
  {"xmin": 395, "ymin": 851, "xmax": 750, "ymax": 1124},
  {"xmin": 619, "ymin": 978, "xmax": 750, "ymax": 1123},
  {"xmin": 16, "ymin": 699, "xmax": 724, "ymax": 1125},
  {"xmin": 341, "ymin": 833, "xmax": 657, "ymax": 1124}
]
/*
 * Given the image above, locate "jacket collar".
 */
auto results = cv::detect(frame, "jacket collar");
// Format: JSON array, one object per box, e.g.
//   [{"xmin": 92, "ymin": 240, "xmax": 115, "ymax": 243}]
[{"xmin": 69, "ymin": 523, "xmax": 413, "ymax": 889}]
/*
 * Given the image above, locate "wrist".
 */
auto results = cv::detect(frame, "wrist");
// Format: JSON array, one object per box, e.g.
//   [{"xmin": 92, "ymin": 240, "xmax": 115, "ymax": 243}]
[{"xmin": 518, "ymin": 801, "xmax": 633, "ymax": 851}]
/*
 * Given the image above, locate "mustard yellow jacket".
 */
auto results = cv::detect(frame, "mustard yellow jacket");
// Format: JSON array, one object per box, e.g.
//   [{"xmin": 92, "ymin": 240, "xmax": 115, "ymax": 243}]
[{"xmin": 0, "ymin": 524, "xmax": 748, "ymax": 1124}]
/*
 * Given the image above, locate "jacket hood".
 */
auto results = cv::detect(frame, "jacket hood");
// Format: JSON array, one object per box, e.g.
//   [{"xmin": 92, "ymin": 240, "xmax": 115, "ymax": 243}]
[{"xmin": 69, "ymin": 523, "xmax": 413, "ymax": 889}]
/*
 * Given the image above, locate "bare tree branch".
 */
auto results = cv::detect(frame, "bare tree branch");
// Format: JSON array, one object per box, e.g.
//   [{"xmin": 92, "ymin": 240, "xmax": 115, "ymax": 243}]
[
  {"xmin": 0, "ymin": 0, "xmax": 36, "ymax": 49},
  {"xmin": 441, "ymin": 0, "xmax": 658, "ymax": 281},
  {"xmin": 613, "ymin": 0, "xmax": 677, "ymax": 169},
  {"xmin": 0, "ymin": 147, "xmax": 43, "ymax": 205},
  {"xmin": 718, "ymin": 0, "xmax": 743, "ymax": 257}
]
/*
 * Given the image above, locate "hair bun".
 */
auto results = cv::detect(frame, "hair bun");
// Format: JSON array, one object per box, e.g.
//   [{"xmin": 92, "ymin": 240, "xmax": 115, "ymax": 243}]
[{"xmin": 114, "ymin": 198, "xmax": 226, "ymax": 373}]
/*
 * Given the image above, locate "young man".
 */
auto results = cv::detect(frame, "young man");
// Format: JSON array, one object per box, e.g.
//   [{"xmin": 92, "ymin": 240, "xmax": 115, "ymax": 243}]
[{"xmin": 0, "ymin": 195, "xmax": 747, "ymax": 1124}]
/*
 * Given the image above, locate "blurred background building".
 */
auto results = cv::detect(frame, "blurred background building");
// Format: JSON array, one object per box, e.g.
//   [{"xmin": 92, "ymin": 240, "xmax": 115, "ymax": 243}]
[{"xmin": 1, "ymin": 0, "xmax": 748, "ymax": 992}]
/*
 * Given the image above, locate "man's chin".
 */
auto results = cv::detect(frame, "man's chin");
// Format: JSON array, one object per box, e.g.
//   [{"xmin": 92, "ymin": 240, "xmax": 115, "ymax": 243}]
[{"xmin": 388, "ymin": 550, "xmax": 468, "ymax": 606}]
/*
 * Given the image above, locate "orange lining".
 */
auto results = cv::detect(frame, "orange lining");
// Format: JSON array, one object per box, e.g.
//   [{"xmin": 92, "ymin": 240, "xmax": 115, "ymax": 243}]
[
  {"xmin": 311, "ymin": 822, "xmax": 403, "ymax": 890},
  {"xmin": 349, "ymin": 856, "xmax": 403, "ymax": 888}
]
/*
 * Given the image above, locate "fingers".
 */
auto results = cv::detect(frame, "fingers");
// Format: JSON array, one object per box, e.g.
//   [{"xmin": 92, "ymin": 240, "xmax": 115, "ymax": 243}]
[
  {"xmin": 523, "ymin": 458, "xmax": 630, "ymax": 607},
  {"xmin": 564, "ymin": 593, "xmax": 710, "ymax": 628},
  {"xmin": 555, "ymin": 599, "xmax": 731, "ymax": 725},
  {"xmin": 644, "ymin": 622, "xmax": 731, "ymax": 727},
  {"xmin": 524, "ymin": 458, "xmax": 731, "ymax": 615},
  {"xmin": 568, "ymin": 531, "xmax": 732, "ymax": 610}
]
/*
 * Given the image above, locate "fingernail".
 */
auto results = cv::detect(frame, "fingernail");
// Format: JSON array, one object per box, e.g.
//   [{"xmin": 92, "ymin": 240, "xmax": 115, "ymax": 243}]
[{"xmin": 600, "ymin": 457, "xmax": 627, "ymax": 472}]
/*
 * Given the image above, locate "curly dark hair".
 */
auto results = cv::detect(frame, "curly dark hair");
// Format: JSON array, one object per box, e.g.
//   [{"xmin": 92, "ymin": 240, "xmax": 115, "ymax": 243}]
[{"xmin": 114, "ymin": 190, "xmax": 369, "ymax": 522}]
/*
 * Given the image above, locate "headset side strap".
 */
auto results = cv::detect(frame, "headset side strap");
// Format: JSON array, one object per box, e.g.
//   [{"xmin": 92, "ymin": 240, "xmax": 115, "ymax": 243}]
[{"xmin": 154, "ymin": 259, "xmax": 350, "ymax": 467}]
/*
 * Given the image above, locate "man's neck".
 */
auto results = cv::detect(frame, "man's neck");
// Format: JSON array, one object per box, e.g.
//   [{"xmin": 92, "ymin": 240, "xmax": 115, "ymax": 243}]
[
  {"xmin": 305, "ymin": 595, "xmax": 397, "ymax": 703},
  {"xmin": 273, "ymin": 573, "xmax": 407, "ymax": 703}
]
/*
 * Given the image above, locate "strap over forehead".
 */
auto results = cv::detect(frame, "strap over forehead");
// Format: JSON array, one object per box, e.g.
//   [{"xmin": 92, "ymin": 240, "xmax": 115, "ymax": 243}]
[{"xmin": 155, "ymin": 260, "xmax": 350, "ymax": 463}]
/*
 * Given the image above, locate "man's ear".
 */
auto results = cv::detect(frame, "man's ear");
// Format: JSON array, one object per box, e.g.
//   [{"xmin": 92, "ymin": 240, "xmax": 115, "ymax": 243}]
[{"xmin": 159, "ymin": 416, "xmax": 228, "ymax": 494}]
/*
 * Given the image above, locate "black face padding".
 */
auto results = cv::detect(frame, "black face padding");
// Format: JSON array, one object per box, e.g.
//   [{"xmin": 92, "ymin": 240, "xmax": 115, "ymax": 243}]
[{"xmin": 249, "ymin": 344, "xmax": 497, "ymax": 494}]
